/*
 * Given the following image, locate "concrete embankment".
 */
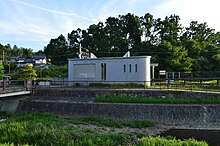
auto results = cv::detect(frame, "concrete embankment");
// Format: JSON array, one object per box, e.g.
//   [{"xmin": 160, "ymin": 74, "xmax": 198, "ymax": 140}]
[
  {"xmin": 15, "ymin": 88, "xmax": 220, "ymax": 126},
  {"xmin": 19, "ymin": 100, "xmax": 220, "ymax": 126},
  {"xmin": 0, "ymin": 100, "xmax": 20, "ymax": 113}
]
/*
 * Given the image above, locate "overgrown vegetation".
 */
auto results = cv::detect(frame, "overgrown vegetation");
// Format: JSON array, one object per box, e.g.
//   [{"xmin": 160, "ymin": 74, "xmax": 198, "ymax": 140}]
[
  {"xmin": 34, "ymin": 64, "xmax": 68, "ymax": 79},
  {"xmin": 95, "ymin": 95, "xmax": 220, "ymax": 104},
  {"xmin": 9, "ymin": 65, "xmax": 68, "ymax": 80},
  {"xmin": 0, "ymin": 112, "xmax": 208, "ymax": 146},
  {"xmin": 0, "ymin": 112, "xmax": 132, "ymax": 146},
  {"xmin": 136, "ymin": 136, "xmax": 208, "ymax": 146},
  {"xmin": 68, "ymin": 116, "xmax": 155, "ymax": 128}
]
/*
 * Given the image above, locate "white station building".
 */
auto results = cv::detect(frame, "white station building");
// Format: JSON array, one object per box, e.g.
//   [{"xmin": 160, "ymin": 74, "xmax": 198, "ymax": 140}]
[{"xmin": 68, "ymin": 52, "xmax": 151, "ymax": 86}]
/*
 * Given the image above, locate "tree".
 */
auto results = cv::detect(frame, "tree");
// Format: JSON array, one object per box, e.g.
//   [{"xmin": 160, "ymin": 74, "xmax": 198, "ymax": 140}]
[
  {"xmin": 157, "ymin": 41, "xmax": 192, "ymax": 71},
  {"xmin": 0, "ymin": 62, "xmax": 4, "ymax": 80},
  {"xmin": 44, "ymin": 34, "xmax": 68, "ymax": 65},
  {"xmin": 104, "ymin": 17, "xmax": 127, "ymax": 56},
  {"xmin": 17, "ymin": 64, "xmax": 37, "ymax": 80},
  {"xmin": 180, "ymin": 21, "xmax": 220, "ymax": 71},
  {"xmin": 154, "ymin": 15, "xmax": 181, "ymax": 45},
  {"xmin": 86, "ymin": 23, "xmax": 110, "ymax": 56}
]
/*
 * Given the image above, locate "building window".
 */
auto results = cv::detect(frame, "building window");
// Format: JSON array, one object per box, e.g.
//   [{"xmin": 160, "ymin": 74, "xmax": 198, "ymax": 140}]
[
  {"xmin": 101, "ymin": 63, "xmax": 106, "ymax": 80},
  {"xmin": 74, "ymin": 64, "xmax": 95, "ymax": 78},
  {"xmin": 135, "ymin": 64, "xmax": 137, "ymax": 72},
  {"xmin": 124, "ymin": 65, "xmax": 126, "ymax": 72},
  {"xmin": 129, "ymin": 64, "xmax": 131, "ymax": 72}
]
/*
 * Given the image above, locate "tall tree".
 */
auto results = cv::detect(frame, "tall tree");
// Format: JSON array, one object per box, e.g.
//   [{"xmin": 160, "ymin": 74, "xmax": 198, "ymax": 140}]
[
  {"xmin": 120, "ymin": 13, "xmax": 142, "ymax": 54},
  {"xmin": 155, "ymin": 15, "xmax": 182, "ymax": 45},
  {"xmin": 104, "ymin": 16, "xmax": 127, "ymax": 56},
  {"xmin": 44, "ymin": 34, "xmax": 68, "ymax": 65},
  {"xmin": 158, "ymin": 41, "xmax": 192, "ymax": 71},
  {"xmin": 86, "ymin": 22, "xmax": 109, "ymax": 56},
  {"xmin": 68, "ymin": 28, "xmax": 82, "ymax": 58},
  {"xmin": 181, "ymin": 21, "xmax": 220, "ymax": 71}
]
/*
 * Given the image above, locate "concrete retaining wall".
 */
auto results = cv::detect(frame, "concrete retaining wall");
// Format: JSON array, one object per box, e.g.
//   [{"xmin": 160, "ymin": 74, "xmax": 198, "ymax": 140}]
[
  {"xmin": 4, "ymin": 88, "xmax": 220, "ymax": 126},
  {"xmin": 32, "ymin": 88, "xmax": 220, "ymax": 100},
  {"xmin": 19, "ymin": 100, "xmax": 220, "ymax": 126},
  {"xmin": 0, "ymin": 100, "xmax": 20, "ymax": 113}
]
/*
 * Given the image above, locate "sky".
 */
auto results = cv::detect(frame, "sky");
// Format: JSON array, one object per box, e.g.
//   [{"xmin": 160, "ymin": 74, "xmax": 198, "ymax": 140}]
[{"xmin": 0, "ymin": 0, "xmax": 220, "ymax": 52}]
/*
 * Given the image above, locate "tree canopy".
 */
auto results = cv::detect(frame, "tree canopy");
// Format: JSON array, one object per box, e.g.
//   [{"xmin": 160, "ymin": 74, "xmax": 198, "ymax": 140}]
[
  {"xmin": 43, "ymin": 13, "xmax": 220, "ymax": 72},
  {"xmin": 1, "ymin": 12, "xmax": 220, "ymax": 72},
  {"xmin": 17, "ymin": 64, "xmax": 37, "ymax": 80}
]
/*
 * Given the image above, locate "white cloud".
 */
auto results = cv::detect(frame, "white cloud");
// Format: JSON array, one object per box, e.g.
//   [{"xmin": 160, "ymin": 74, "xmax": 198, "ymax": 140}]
[
  {"xmin": 0, "ymin": 0, "xmax": 100, "ymax": 51},
  {"xmin": 153, "ymin": 0, "xmax": 220, "ymax": 31},
  {"xmin": 1, "ymin": 0, "xmax": 220, "ymax": 52},
  {"xmin": 10, "ymin": 0, "xmax": 94, "ymax": 21}
]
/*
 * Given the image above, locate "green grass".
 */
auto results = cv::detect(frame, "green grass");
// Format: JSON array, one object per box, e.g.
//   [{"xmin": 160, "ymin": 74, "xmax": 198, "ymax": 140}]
[
  {"xmin": 68, "ymin": 116, "xmax": 155, "ymax": 128},
  {"xmin": 0, "ymin": 112, "xmax": 133, "ymax": 146},
  {"xmin": 136, "ymin": 136, "xmax": 208, "ymax": 146},
  {"xmin": 0, "ymin": 112, "xmax": 208, "ymax": 146},
  {"xmin": 95, "ymin": 95, "xmax": 220, "ymax": 104}
]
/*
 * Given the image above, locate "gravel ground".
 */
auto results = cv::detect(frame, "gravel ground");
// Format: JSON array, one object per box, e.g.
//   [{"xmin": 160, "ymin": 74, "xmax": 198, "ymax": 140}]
[{"xmin": 74, "ymin": 124, "xmax": 168, "ymax": 136}]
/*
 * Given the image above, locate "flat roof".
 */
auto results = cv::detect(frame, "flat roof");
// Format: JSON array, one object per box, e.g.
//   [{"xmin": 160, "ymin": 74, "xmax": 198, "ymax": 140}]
[{"xmin": 68, "ymin": 56, "xmax": 151, "ymax": 61}]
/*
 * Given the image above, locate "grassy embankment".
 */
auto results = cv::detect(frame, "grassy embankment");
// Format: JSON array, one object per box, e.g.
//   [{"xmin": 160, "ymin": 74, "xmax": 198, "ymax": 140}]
[
  {"xmin": 95, "ymin": 95, "xmax": 220, "ymax": 104},
  {"xmin": 0, "ymin": 112, "xmax": 208, "ymax": 146}
]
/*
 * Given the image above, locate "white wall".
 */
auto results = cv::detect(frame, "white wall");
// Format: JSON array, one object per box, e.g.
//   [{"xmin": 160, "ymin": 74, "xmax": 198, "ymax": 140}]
[
  {"xmin": 68, "ymin": 56, "xmax": 151, "ymax": 86},
  {"xmin": 35, "ymin": 59, "xmax": 46, "ymax": 64}
]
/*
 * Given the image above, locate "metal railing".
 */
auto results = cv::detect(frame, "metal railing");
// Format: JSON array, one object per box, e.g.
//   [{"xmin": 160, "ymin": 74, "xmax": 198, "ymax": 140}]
[
  {"xmin": 1, "ymin": 77, "xmax": 220, "ymax": 93},
  {"xmin": 33, "ymin": 79, "xmax": 220, "ymax": 93}
]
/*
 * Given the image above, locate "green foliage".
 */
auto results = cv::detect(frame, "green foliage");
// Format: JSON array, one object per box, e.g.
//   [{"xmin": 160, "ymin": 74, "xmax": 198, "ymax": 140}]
[
  {"xmin": 17, "ymin": 65, "xmax": 37, "ymax": 80},
  {"xmin": 0, "ymin": 112, "xmax": 135, "ymax": 145},
  {"xmin": 0, "ymin": 62, "xmax": 4, "ymax": 79},
  {"xmin": 1, "ymin": 12, "xmax": 220, "ymax": 73},
  {"xmin": 136, "ymin": 136, "xmax": 208, "ymax": 146},
  {"xmin": 9, "ymin": 71, "xmax": 20, "ymax": 80},
  {"xmin": 44, "ymin": 34, "xmax": 69, "ymax": 66},
  {"xmin": 0, "ymin": 143, "xmax": 29, "ymax": 146},
  {"xmin": 95, "ymin": 95, "xmax": 220, "ymax": 104},
  {"xmin": 0, "ymin": 44, "xmax": 33, "ymax": 62},
  {"xmin": 34, "ymin": 65, "xmax": 68, "ymax": 79},
  {"xmin": 0, "ymin": 112, "xmax": 208, "ymax": 146},
  {"xmin": 68, "ymin": 116, "xmax": 155, "ymax": 128}
]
